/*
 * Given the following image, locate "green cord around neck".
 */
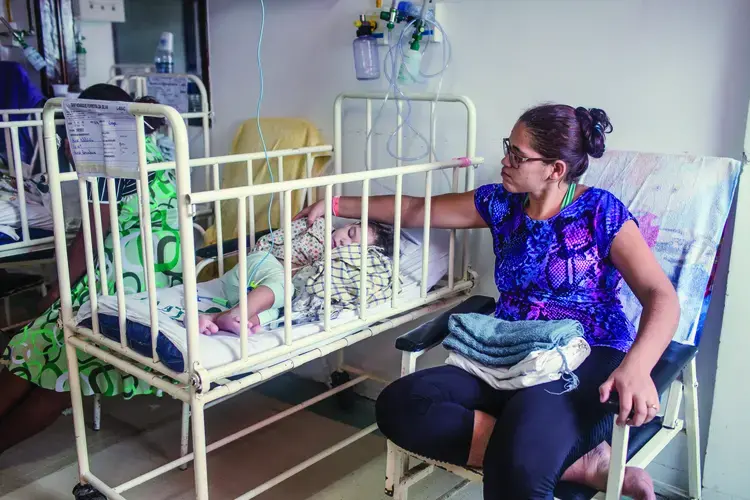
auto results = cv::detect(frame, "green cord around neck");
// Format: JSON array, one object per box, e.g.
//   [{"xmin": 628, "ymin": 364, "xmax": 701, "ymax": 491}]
[{"xmin": 524, "ymin": 182, "xmax": 577, "ymax": 211}]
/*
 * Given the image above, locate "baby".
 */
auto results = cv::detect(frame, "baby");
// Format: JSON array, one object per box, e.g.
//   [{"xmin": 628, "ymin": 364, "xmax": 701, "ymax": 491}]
[{"xmin": 197, "ymin": 218, "xmax": 394, "ymax": 336}]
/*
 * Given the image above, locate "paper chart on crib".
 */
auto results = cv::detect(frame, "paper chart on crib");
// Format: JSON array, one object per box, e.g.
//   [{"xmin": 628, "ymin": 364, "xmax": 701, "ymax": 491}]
[{"xmin": 62, "ymin": 99, "xmax": 139, "ymax": 178}]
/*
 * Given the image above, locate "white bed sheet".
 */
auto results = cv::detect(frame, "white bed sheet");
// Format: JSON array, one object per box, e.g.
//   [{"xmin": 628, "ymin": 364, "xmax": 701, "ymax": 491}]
[{"xmin": 0, "ymin": 199, "xmax": 53, "ymax": 230}]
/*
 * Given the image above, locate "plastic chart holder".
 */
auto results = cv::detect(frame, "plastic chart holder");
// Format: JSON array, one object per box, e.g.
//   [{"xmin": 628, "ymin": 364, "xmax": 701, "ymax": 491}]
[
  {"xmin": 62, "ymin": 99, "xmax": 140, "ymax": 179},
  {"xmin": 146, "ymin": 76, "xmax": 189, "ymax": 113}
]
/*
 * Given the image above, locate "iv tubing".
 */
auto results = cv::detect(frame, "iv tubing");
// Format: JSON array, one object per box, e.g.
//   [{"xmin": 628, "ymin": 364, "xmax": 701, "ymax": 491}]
[
  {"xmin": 365, "ymin": 13, "xmax": 453, "ymax": 192},
  {"xmin": 247, "ymin": 0, "xmax": 275, "ymax": 286}
]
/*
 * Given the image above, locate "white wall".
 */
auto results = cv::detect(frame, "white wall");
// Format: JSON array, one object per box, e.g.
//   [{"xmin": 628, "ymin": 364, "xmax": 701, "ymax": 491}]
[
  {"xmin": 208, "ymin": 0, "xmax": 750, "ymax": 495},
  {"xmin": 79, "ymin": 21, "xmax": 115, "ymax": 89}
]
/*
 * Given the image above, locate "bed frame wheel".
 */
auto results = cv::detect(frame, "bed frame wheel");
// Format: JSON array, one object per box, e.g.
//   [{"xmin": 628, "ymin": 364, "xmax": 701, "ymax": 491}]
[
  {"xmin": 330, "ymin": 370, "xmax": 355, "ymax": 411},
  {"xmin": 72, "ymin": 483, "xmax": 107, "ymax": 500}
]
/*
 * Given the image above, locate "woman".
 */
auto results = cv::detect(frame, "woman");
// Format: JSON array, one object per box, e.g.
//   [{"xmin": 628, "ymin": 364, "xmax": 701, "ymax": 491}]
[
  {"xmin": 296, "ymin": 105, "xmax": 679, "ymax": 499},
  {"xmin": 0, "ymin": 61, "xmax": 45, "ymax": 168},
  {"xmin": 0, "ymin": 84, "xmax": 182, "ymax": 454}
]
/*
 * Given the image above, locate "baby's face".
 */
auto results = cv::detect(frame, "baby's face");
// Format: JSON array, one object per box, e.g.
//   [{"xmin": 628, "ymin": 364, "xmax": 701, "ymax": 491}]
[{"xmin": 332, "ymin": 223, "xmax": 376, "ymax": 249}]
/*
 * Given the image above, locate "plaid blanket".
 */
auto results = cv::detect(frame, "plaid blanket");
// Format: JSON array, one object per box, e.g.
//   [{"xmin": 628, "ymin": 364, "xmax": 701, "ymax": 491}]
[
  {"xmin": 306, "ymin": 245, "xmax": 396, "ymax": 309},
  {"xmin": 262, "ymin": 245, "xmax": 398, "ymax": 330}
]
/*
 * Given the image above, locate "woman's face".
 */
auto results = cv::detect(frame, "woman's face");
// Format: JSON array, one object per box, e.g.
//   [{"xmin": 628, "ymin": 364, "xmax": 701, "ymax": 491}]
[
  {"xmin": 331, "ymin": 223, "xmax": 376, "ymax": 248},
  {"xmin": 501, "ymin": 122, "xmax": 558, "ymax": 193}
]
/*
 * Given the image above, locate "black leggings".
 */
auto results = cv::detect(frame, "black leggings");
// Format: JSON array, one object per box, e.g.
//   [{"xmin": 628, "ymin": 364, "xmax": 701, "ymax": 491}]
[{"xmin": 376, "ymin": 347, "xmax": 625, "ymax": 500}]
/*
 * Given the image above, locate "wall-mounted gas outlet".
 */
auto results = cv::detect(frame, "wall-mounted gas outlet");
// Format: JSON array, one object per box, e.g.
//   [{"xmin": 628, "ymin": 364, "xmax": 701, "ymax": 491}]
[
  {"xmin": 74, "ymin": 0, "xmax": 126, "ymax": 23},
  {"xmin": 367, "ymin": 1, "xmax": 444, "ymax": 46}
]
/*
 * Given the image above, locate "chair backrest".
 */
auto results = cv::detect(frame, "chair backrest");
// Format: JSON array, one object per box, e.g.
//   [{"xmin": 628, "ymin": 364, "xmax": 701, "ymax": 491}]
[
  {"xmin": 583, "ymin": 151, "xmax": 741, "ymax": 346},
  {"xmin": 224, "ymin": 117, "xmax": 328, "ymax": 235}
]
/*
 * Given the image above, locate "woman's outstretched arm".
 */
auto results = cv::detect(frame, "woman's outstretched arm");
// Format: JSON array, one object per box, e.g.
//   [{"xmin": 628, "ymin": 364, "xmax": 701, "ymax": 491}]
[{"xmin": 295, "ymin": 191, "xmax": 487, "ymax": 230}]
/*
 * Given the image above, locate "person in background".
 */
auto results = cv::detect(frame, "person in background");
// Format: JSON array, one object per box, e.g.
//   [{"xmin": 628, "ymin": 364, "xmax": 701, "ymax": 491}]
[
  {"xmin": 296, "ymin": 104, "xmax": 679, "ymax": 499},
  {"xmin": 0, "ymin": 84, "xmax": 183, "ymax": 455},
  {"xmin": 0, "ymin": 61, "xmax": 45, "ymax": 168}
]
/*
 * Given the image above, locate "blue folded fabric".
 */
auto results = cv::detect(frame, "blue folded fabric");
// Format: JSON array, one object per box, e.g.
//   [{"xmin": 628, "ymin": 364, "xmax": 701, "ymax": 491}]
[{"xmin": 442, "ymin": 313, "xmax": 584, "ymax": 368}]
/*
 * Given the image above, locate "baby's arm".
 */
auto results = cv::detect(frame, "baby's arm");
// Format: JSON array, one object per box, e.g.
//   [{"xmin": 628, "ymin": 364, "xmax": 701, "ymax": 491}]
[
  {"xmin": 199, "ymin": 253, "xmax": 285, "ymax": 336},
  {"xmin": 200, "ymin": 286, "xmax": 276, "ymax": 336}
]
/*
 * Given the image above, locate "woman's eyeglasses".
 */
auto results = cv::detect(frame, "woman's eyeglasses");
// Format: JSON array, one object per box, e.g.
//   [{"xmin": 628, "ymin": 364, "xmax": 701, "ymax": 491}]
[{"xmin": 503, "ymin": 138, "xmax": 557, "ymax": 168}]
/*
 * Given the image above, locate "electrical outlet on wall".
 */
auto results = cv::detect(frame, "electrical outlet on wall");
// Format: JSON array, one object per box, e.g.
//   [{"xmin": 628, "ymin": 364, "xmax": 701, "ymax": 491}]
[{"xmin": 74, "ymin": 0, "xmax": 126, "ymax": 23}]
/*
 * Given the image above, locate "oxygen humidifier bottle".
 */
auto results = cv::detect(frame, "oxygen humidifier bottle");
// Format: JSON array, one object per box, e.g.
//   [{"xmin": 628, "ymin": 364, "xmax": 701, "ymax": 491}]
[
  {"xmin": 397, "ymin": 45, "xmax": 422, "ymax": 85},
  {"xmin": 353, "ymin": 17, "xmax": 380, "ymax": 81},
  {"xmin": 154, "ymin": 31, "xmax": 175, "ymax": 74}
]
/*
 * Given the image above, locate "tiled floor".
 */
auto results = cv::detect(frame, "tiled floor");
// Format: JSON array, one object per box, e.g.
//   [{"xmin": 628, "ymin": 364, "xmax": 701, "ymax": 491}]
[
  {"xmin": 0, "ymin": 376, "xmax": 384, "ymax": 499},
  {"xmin": 0, "ymin": 372, "xmax": 480, "ymax": 500}
]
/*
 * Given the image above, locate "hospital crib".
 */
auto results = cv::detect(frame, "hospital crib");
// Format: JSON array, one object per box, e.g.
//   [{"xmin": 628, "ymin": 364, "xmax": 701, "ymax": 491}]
[{"xmin": 41, "ymin": 93, "xmax": 484, "ymax": 499}]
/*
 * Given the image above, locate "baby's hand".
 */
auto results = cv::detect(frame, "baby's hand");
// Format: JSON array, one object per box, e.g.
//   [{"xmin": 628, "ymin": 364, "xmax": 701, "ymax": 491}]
[
  {"xmin": 214, "ymin": 311, "xmax": 262, "ymax": 336},
  {"xmin": 198, "ymin": 313, "xmax": 220, "ymax": 336}
]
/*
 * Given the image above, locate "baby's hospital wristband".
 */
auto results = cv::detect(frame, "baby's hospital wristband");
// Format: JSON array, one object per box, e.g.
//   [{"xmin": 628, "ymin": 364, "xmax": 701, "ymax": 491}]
[{"xmin": 332, "ymin": 196, "xmax": 341, "ymax": 217}]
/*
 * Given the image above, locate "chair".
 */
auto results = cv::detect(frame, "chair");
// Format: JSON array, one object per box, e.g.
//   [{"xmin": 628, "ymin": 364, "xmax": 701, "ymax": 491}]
[{"xmin": 382, "ymin": 151, "xmax": 743, "ymax": 500}]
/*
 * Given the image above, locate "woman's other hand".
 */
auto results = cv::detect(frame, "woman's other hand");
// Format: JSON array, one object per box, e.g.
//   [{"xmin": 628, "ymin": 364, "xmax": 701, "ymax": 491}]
[
  {"xmin": 599, "ymin": 362, "xmax": 660, "ymax": 427},
  {"xmin": 293, "ymin": 200, "xmax": 326, "ymax": 226}
]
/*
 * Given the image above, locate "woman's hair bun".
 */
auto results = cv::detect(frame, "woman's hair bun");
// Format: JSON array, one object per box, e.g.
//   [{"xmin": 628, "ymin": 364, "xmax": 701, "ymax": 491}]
[{"xmin": 574, "ymin": 107, "xmax": 612, "ymax": 159}]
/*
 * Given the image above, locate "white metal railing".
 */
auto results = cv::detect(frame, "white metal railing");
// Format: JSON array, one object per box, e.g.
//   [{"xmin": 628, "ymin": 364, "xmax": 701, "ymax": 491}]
[
  {"xmin": 334, "ymin": 92, "xmax": 477, "ymax": 283},
  {"xmin": 2, "ymin": 108, "xmax": 47, "ymax": 175},
  {"xmin": 0, "ymin": 111, "xmax": 66, "ymax": 259},
  {"xmin": 109, "ymin": 63, "xmax": 155, "ymax": 79},
  {"xmin": 153, "ymin": 145, "xmax": 333, "ymax": 277},
  {"xmin": 109, "ymin": 73, "xmax": 214, "ymax": 197},
  {"xmin": 43, "ymin": 97, "xmax": 481, "ymax": 499},
  {"xmin": 0, "ymin": 74, "xmax": 213, "ymax": 261}
]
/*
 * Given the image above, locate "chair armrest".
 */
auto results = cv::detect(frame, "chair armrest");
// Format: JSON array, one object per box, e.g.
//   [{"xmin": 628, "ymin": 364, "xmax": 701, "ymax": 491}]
[
  {"xmin": 195, "ymin": 229, "xmax": 271, "ymax": 260},
  {"xmin": 604, "ymin": 341, "xmax": 698, "ymax": 414},
  {"xmin": 394, "ymin": 295, "xmax": 496, "ymax": 353}
]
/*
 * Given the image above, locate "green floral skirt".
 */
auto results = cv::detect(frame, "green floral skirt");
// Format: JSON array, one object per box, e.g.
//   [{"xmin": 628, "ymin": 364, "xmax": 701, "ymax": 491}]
[{"xmin": 3, "ymin": 169, "xmax": 183, "ymax": 398}]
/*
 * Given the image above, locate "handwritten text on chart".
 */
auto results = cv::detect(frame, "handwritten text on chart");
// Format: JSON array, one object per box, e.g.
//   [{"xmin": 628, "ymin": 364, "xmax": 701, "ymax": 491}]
[
  {"xmin": 62, "ymin": 99, "xmax": 140, "ymax": 178},
  {"xmin": 147, "ymin": 76, "xmax": 190, "ymax": 114}
]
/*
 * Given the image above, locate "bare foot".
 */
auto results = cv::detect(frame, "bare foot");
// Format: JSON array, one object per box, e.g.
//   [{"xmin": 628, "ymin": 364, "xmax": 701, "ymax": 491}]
[
  {"xmin": 198, "ymin": 313, "xmax": 219, "ymax": 336},
  {"xmin": 562, "ymin": 442, "xmax": 655, "ymax": 500},
  {"xmin": 214, "ymin": 312, "xmax": 262, "ymax": 336}
]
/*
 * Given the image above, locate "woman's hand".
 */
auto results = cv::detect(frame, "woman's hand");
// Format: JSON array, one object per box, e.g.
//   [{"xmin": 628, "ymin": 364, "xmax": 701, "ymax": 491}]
[
  {"xmin": 293, "ymin": 200, "xmax": 326, "ymax": 226},
  {"xmin": 599, "ymin": 362, "xmax": 660, "ymax": 427}
]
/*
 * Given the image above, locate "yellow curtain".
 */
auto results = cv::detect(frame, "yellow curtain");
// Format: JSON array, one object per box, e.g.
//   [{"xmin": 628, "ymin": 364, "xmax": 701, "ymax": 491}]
[{"xmin": 199, "ymin": 118, "xmax": 329, "ymax": 280}]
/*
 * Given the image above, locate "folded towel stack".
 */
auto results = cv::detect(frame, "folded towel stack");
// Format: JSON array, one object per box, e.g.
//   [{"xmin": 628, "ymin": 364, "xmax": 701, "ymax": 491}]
[{"xmin": 442, "ymin": 313, "xmax": 589, "ymax": 393}]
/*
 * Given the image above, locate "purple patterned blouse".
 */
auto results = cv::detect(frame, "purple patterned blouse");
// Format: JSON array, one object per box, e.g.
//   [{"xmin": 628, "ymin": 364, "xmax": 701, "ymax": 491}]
[{"xmin": 474, "ymin": 184, "xmax": 637, "ymax": 352}]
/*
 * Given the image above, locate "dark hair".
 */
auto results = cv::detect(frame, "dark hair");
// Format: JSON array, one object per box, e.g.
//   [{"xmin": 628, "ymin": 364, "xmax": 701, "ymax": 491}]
[
  {"xmin": 370, "ymin": 221, "xmax": 395, "ymax": 257},
  {"xmin": 518, "ymin": 104, "xmax": 613, "ymax": 181},
  {"xmin": 77, "ymin": 84, "xmax": 164, "ymax": 134}
]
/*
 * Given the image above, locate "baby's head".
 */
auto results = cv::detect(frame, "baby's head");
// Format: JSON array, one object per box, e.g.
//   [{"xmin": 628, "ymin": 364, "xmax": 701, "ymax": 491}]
[{"xmin": 332, "ymin": 221, "xmax": 394, "ymax": 256}]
